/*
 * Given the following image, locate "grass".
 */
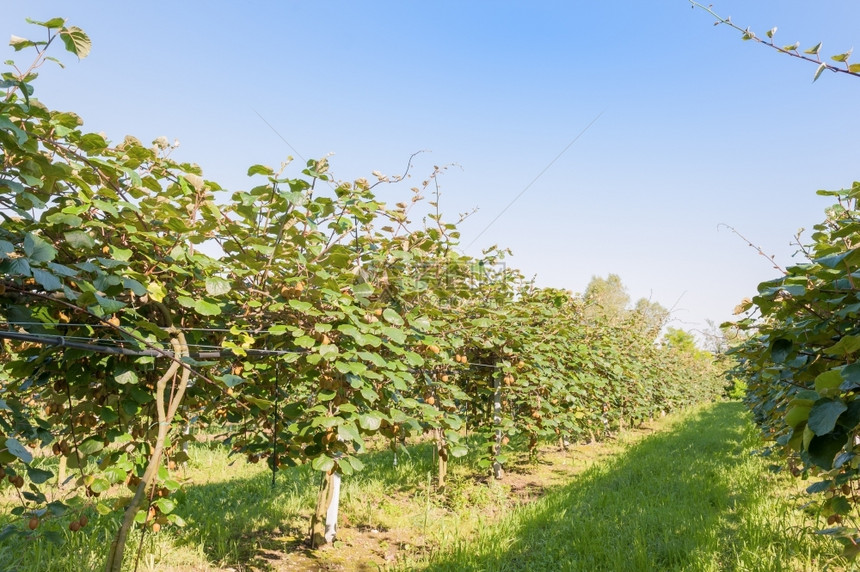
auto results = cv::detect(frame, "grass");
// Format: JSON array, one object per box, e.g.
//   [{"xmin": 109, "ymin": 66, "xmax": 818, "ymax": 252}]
[
  {"xmin": 408, "ymin": 402, "xmax": 844, "ymax": 571},
  {"xmin": 0, "ymin": 402, "xmax": 849, "ymax": 571}
]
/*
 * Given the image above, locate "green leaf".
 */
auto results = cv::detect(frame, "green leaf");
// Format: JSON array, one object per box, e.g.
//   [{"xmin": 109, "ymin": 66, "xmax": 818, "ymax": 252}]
[
  {"xmin": 0, "ymin": 116, "xmax": 27, "ymax": 144},
  {"xmin": 805, "ymin": 42, "xmax": 822, "ymax": 56},
  {"xmin": 289, "ymin": 299, "xmax": 314, "ymax": 313},
  {"xmin": 382, "ymin": 308, "xmax": 404, "ymax": 326},
  {"xmin": 89, "ymin": 477, "xmax": 110, "ymax": 493},
  {"xmin": 450, "ymin": 445, "xmax": 469, "ymax": 458},
  {"xmin": 64, "ymin": 230, "xmax": 95, "ymax": 250},
  {"xmin": 0, "ymin": 258, "xmax": 31, "ymax": 277},
  {"xmin": 382, "ymin": 327, "xmax": 407, "ymax": 345},
  {"xmin": 824, "ymin": 335, "xmax": 860, "ymax": 356},
  {"xmin": 114, "ymin": 370, "xmax": 138, "ymax": 385},
  {"xmin": 815, "ymin": 370, "xmax": 843, "ymax": 394},
  {"xmin": 806, "ymin": 480, "xmax": 833, "ymax": 494},
  {"xmin": 839, "ymin": 363, "xmax": 860, "ymax": 390},
  {"xmin": 24, "ymin": 233, "xmax": 56, "ymax": 263},
  {"xmin": 245, "ymin": 396, "xmax": 274, "ymax": 409},
  {"xmin": 311, "ymin": 455, "xmax": 335, "ymax": 472},
  {"xmin": 247, "ymin": 164, "xmax": 274, "ymax": 176},
  {"xmin": 9, "ymin": 35, "xmax": 36, "ymax": 51},
  {"xmin": 205, "ymin": 276, "xmax": 231, "ymax": 296},
  {"xmin": 319, "ymin": 344, "xmax": 339, "ymax": 360},
  {"xmin": 337, "ymin": 421, "xmax": 362, "ymax": 443},
  {"xmin": 404, "ymin": 351, "xmax": 424, "ymax": 367},
  {"xmin": 78, "ymin": 437, "xmax": 104, "ymax": 456},
  {"xmin": 154, "ymin": 498, "xmax": 176, "ymax": 514},
  {"xmin": 808, "ymin": 400, "xmax": 848, "ymax": 436},
  {"xmin": 95, "ymin": 294, "xmax": 126, "ymax": 313},
  {"xmin": 59, "ymin": 26, "xmax": 91, "ymax": 59},
  {"xmin": 358, "ymin": 414, "xmax": 382, "ymax": 431},
  {"xmin": 785, "ymin": 404, "xmax": 812, "ymax": 428},
  {"xmin": 805, "ymin": 432, "xmax": 846, "ymax": 470},
  {"xmin": 770, "ymin": 338, "xmax": 792, "ymax": 363},
  {"xmin": 218, "ymin": 374, "xmax": 244, "ymax": 388},
  {"xmin": 31, "ymin": 268, "xmax": 62, "ymax": 291},
  {"xmin": 766, "ymin": 27, "xmax": 777, "ymax": 39},
  {"xmin": 26, "ymin": 17, "xmax": 66, "ymax": 28},
  {"xmin": 5, "ymin": 438, "xmax": 32, "ymax": 464},
  {"xmin": 813, "ymin": 62, "xmax": 827, "ymax": 82},
  {"xmin": 194, "ymin": 299, "xmax": 221, "ymax": 316},
  {"xmin": 783, "ymin": 42, "xmax": 800, "ymax": 51},
  {"xmin": 832, "ymin": 49, "xmax": 853, "ymax": 63}
]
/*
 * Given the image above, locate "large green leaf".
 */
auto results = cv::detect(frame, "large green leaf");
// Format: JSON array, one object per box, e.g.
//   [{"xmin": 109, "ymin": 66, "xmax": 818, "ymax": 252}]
[
  {"xmin": 808, "ymin": 400, "xmax": 848, "ymax": 436},
  {"xmin": 311, "ymin": 455, "xmax": 335, "ymax": 472},
  {"xmin": 5, "ymin": 437, "xmax": 33, "ymax": 464},
  {"xmin": 825, "ymin": 335, "xmax": 860, "ymax": 356},
  {"xmin": 24, "ymin": 233, "xmax": 56, "ymax": 262},
  {"xmin": 59, "ymin": 26, "xmax": 91, "ymax": 58},
  {"xmin": 770, "ymin": 338, "xmax": 792, "ymax": 363},
  {"xmin": 805, "ymin": 432, "xmax": 847, "ymax": 470},
  {"xmin": 194, "ymin": 299, "xmax": 221, "ymax": 316},
  {"xmin": 205, "ymin": 276, "xmax": 231, "ymax": 296}
]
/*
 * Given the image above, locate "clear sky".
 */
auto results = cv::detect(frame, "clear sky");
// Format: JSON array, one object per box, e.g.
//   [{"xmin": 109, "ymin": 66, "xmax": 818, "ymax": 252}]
[{"xmin": 3, "ymin": 1, "xmax": 860, "ymax": 338}]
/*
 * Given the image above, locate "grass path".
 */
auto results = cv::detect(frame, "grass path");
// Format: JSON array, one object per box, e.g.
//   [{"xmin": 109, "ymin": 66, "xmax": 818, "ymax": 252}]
[{"xmin": 410, "ymin": 402, "xmax": 842, "ymax": 571}]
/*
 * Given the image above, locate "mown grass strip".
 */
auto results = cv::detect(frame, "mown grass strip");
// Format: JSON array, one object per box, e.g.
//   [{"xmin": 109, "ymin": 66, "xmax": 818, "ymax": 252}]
[{"xmin": 411, "ymin": 402, "xmax": 841, "ymax": 571}]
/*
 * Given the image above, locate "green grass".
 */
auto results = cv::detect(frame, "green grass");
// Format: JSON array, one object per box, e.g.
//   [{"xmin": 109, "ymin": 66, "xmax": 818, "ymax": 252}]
[
  {"xmin": 407, "ymin": 402, "xmax": 844, "ymax": 571},
  {"xmin": 0, "ymin": 402, "xmax": 849, "ymax": 571}
]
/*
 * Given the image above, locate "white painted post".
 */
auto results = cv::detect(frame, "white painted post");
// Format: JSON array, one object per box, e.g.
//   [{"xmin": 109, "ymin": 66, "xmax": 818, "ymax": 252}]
[{"xmin": 324, "ymin": 472, "xmax": 341, "ymax": 543}]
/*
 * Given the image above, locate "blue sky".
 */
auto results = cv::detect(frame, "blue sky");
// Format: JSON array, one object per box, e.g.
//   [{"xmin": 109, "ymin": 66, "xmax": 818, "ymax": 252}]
[{"xmin": 3, "ymin": 1, "xmax": 860, "ymax": 338}]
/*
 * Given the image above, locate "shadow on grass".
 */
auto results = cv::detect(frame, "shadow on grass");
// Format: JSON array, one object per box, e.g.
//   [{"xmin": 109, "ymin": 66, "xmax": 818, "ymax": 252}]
[
  {"xmin": 170, "ymin": 438, "xmax": 447, "ymax": 569},
  {"xmin": 419, "ymin": 401, "xmax": 771, "ymax": 571}
]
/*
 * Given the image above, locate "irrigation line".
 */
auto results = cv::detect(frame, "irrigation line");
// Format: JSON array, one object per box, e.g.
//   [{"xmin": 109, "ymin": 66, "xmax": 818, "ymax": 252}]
[
  {"xmin": 1, "ymin": 330, "xmax": 507, "ymax": 370},
  {"xmin": 0, "ymin": 331, "xmax": 305, "ymax": 359}
]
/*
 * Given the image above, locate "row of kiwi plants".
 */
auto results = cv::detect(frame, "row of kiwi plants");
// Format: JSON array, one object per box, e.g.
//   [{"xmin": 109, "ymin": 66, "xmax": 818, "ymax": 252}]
[{"xmin": 0, "ymin": 18, "xmax": 726, "ymax": 571}]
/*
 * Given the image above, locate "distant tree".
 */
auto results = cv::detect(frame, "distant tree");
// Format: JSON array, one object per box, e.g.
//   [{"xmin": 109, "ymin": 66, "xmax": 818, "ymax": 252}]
[
  {"xmin": 632, "ymin": 298, "xmax": 669, "ymax": 339},
  {"xmin": 583, "ymin": 274, "xmax": 630, "ymax": 323},
  {"xmin": 662, "ymin": 327, "xmax": 706, "ymax": 358}
]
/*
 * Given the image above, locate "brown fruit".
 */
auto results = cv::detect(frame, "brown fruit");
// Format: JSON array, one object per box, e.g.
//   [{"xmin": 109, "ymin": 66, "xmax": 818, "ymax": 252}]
[
  {"xmin": 78, "ymin": 515, "xmax": 88, "ymax": 527},
  {"xmin": 373, "ymin": 308, "xmax": 383, "ymax": 317},
  {"xmin": 842, "ymin": 484, "xmax": 851, "ymax": 496},
  {"xmin": 28, "ymin": 517, "xmax": 39, "ymax": 530},
  {"xmin": 427, "ymin": 344, "xmax": 441, "ymax": 355},
  {"xmin": 294, "ymin": 281, "xmax": 305, "ymax": 293},
  {"xmin": 69, "ymin": 521, "xmax": 81, "ymax": 532},
  {"xmin": 107, "ymin": 315, "xmax": 120, "ymax": 327},
  {"xmin": 501, "ymin": 436, "xmax": 510, "ymax": 446},
  {"xmin": 441, "ymin": 374, "xmax": 450, "ymax": 382},
  {"xmin": 102, "ymin": 245, "xmax": 110, "ymax": 255},
  {"xmin": 321, "ymin": 335, "xmax": 331, "ymax": 345},
  {"xmin": 425, "ymin": 396, "xmax": 436, "ymax": 406},
  {"xmin": 151, "ymin": 522, "xmax": 161, "ymax": 533},
  {"xmin": 0, "ymin": 467, "xmax": 5, "ymax": 479}
]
